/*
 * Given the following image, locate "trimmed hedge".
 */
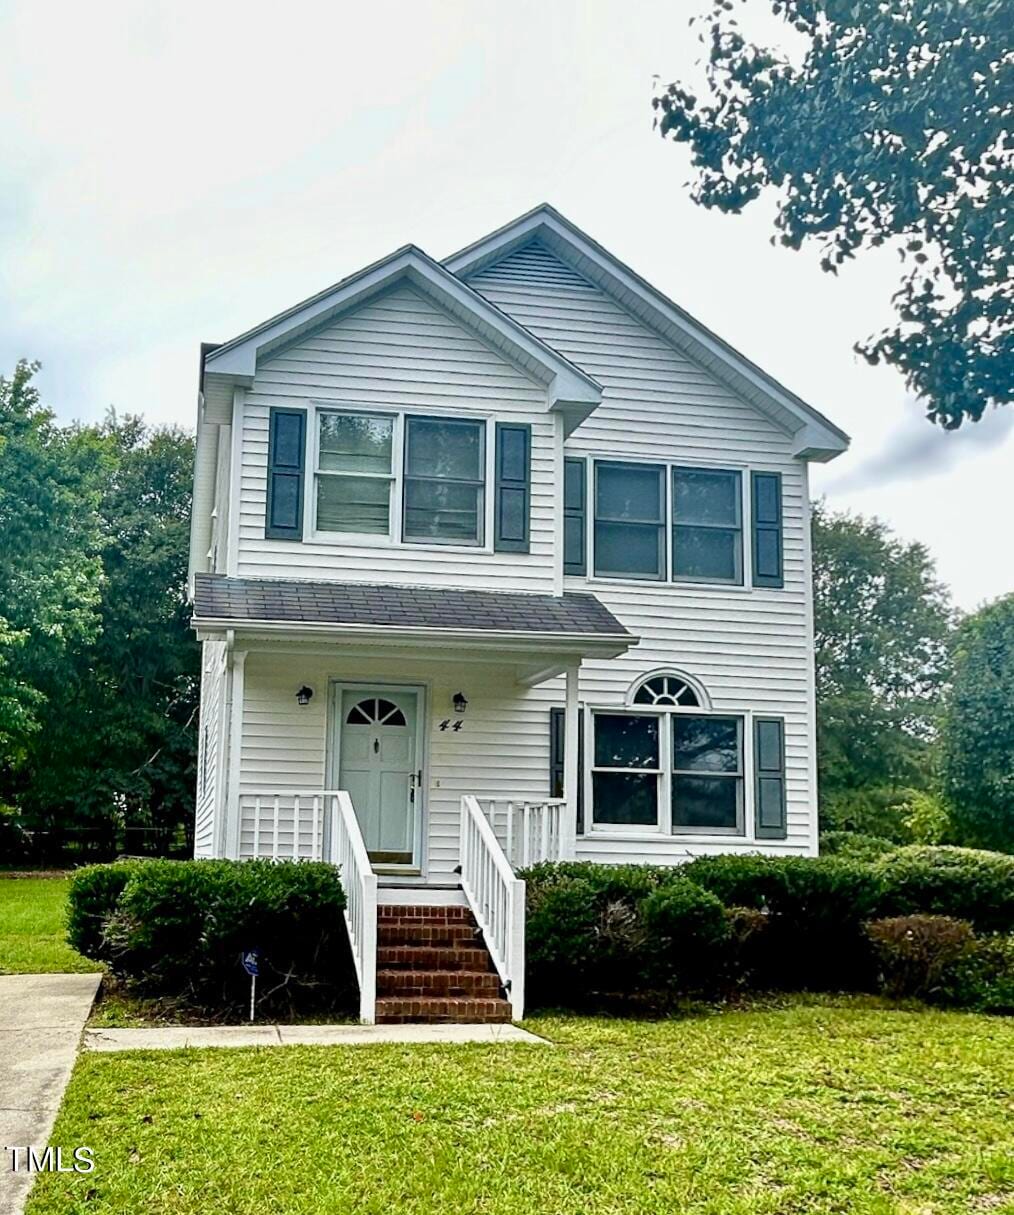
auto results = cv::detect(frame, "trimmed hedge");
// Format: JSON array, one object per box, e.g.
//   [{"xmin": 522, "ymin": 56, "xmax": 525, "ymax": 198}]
[
  {"xmin": 874, "ymin": 846, "xmax": 1014, "ymax": 933},
  {"xmin": 521, "ymin": 849, "xmax": 1014, "ymax": 1012},
  {"xmin": 68, "ymin": 859, "xmax": 357, "ymax": 1018},
  {"xmin": 820, "ymin": 831, "xmax": 898, "ymax": 862},
  {"xmin": 66, "ymin": 860, "xmax": 148, "ymax": 960}
]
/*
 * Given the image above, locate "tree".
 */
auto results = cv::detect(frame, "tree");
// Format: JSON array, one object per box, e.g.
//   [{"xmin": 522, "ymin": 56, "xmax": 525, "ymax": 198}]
[
  {"xmin": 940, "ymin": 594, "xmax": 1014, "ymax": 852},
  {"xmin": 14, "ymin": 414, "xmax": 199, "ymax": 856},
  {"xmin": 811, "ymin": 503, "xmax": 953, "ymax": 832},
  {"xmin": 653, "ymin": 0, "xmax": 1012, "ymax": 429},
  {"xmin": 0, "ymin": 361, "xmax": 104, "ymax": 770}
]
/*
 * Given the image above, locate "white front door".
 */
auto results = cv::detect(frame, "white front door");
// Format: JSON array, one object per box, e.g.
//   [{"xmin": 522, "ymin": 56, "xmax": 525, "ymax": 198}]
[{"xmin": 337, "ymin": 687, "xmax": 420, "ymax": 867}]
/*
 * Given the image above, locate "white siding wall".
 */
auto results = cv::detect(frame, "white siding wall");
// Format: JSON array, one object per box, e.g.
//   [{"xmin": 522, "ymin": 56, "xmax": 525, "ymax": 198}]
[
  {"xmin": 238, "ymin": 651, "xmax": 555, "ymax": 878},
  {"xmin": 212, "ymin": 241, "xmax": 819, "ymax": 868},
  {"xmin": 468, "ymin": 242, "xmax": 817, "ymax": 858},
  {"xmin": 194, "ymin": 639, "xmax": 228, "ymax": 857},
  {"xmin": 233, "ymin": 285, "xmax": 558, "ymax": 594}
]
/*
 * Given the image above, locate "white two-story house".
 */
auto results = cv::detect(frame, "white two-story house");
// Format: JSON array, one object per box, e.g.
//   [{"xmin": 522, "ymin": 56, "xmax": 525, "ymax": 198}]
[{"xmin": 188, "ymin": 205, "xmax": 848, "ymax": 1023}]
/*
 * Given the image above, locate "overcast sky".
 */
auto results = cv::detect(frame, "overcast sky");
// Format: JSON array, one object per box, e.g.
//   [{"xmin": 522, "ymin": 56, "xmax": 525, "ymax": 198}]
[{"xmin": 2, "ymin": 0, "xmax": 1010, "ymax": 610}]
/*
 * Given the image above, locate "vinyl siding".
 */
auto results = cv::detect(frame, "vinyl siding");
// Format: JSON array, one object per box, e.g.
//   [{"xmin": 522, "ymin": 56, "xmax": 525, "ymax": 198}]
[
  {"xmin": 468, "ymin": 241, "xmax": 817, "ymax": 857},
  {"xmin": 194, "ymin": 639, "xmax": 227, "ymax": 857},
  {"xmin": 208, "ymin": 240, "xmax": 819, "ymax": 867},
  {"xmin": 232, "ymin": 285, "xmax": 557, "ymax": 594},
  {"xmin": 237, "ymin": 652, "xmax": 556, "ymax": 876}
]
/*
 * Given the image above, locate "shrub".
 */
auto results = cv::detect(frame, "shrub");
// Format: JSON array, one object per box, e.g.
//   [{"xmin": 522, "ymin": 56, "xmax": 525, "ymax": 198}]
[
  {"xmin": 874, "ymin": 845, "xmax": 1014, "ymax": 933},
  {"xmin": 74, "ymin": 859, "xmax": 356, "ymax": 1018},
  {"xmin": 682, "ymin": 854, "xmax": 882, "ymax": 989},
  {"xmin": 522, "ymin": 863, "xmax": 685, "ymax": 1005},
  {"xmin": 942, "ymin": 934, "xmax": 1014, "ymax": 1013},
  {"xmin": 67, "ymin": 861, "xmax": 148, "ymax": 959},
  {"xmin": 821, "ymin": 831, "xmax": 898, "ymax": 862},
  {"xmin": 640, "ymin": 882, "xmax": 729, "ymax": 991},
  {"xmin": 866, "ymin": 915, "xmax": 976, "ymax": 999}
]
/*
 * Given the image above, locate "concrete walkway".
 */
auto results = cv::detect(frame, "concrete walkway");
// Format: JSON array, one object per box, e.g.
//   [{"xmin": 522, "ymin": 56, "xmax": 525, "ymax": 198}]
[
  {"xmin": 0, "ymin": 973, "xmax": 101, "ymax": 1215},
  {"xmin": 85, "ymin": 1021, "xmax": 547, "ymax": 1051}
]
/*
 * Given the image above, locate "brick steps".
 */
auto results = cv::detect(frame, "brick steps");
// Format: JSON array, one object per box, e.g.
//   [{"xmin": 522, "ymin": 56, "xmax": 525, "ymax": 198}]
[{"xmin": 374, "ymin": 904, "xmax": 512, "ymax": 1024}]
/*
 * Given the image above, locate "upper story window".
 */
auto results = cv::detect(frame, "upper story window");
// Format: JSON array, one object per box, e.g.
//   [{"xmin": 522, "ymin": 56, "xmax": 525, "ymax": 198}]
[
  {"xmin": 316, "ymin": 412, "xmax": 394, "ymax": 535},
  {"xmin": 308, "ymin": 409, "xmax": 487, "ymax": 547},
  {"xmin": 571, "ymin": 457, "xmax": 750, "ymax": 586},
  {"xmin": 403, "ymin": 416, "xmax": 485, "ymax": 546},
  {"xmin": 593, "ymin": 462, "xmax": 666, "ymax": 580},
  {"xmin": 672, "ymin": 467, "xmax": 742, "ymax": 584}
]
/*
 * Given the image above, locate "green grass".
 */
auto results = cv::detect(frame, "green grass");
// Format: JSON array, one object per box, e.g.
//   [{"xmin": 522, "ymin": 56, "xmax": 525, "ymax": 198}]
[
  {"xmin": 0, "ymin": 876, "xmax": 101, "ymax": 974},
  {"xmin": 26, "ymin": 1003, "xmax": 1014, "ymax": 1214}
]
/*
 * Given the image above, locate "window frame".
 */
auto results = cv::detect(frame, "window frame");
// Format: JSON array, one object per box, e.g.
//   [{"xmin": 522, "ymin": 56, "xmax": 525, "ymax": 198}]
[
  {"xmin": 313, "ymin": 407, "xmax": 397, "ymax": 539},
  {"xmin": 670, "ymin": 713, "xmax": 746, "ymax": 836},
  {"xmin": 592, "ymin": 459, "xmax": 667, "ymax": 582},
  {"xmin": 305, "ymin": 403, "xmax": 496, "ymax": 552},
  {"xmin": 570, "ymin": 454, "xmax": 756, "ymax": 589},
  {"xmin": 587, "ymin": 701, "xmax": 748, "ymax": 839},
  {"xmin": 671, "ymin": 465, "xmax": 744, "ymax": 587},
  {"xmin": 402, "ymin": 413, "xmax": 487, "ymax": 548}
]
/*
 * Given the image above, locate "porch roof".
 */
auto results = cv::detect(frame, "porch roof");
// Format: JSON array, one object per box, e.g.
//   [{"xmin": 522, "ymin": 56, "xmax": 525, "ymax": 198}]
[{"xmin": 192, "ymin": 574, "xmax": 634, "ymax": 656}]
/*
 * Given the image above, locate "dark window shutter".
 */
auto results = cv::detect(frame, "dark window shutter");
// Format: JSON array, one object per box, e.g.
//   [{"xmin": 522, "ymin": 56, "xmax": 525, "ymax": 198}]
[
  {"xmin": 751, "ymin": 471, "xmax": 783, "ymax": 587},
  {"xmin": 550, "ymin": 706, "xmax": 585, "ymax": 833},
  {"xmin": 563, "ymin": 457, "xmax": 587, "ymax": 576},
  {"xmin": 494, "ymin": 423, "xmax": 531, "ymax": 552},
  {"xmin": 754, "ymin": 716, "xmax": 787, "ymax": 839},
  {"xmin": 266, "ymin": 408, "xmax": 306, "ymax": 540}
]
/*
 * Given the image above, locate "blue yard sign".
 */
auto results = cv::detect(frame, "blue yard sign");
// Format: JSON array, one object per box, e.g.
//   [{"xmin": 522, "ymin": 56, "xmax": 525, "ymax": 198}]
[{"xmin": 241, "ymin": 949, "xmax": 259, "ymax": 1022}]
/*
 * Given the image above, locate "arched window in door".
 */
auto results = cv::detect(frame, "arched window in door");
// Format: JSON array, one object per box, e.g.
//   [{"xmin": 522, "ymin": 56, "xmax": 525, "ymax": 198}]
[{"xmin": 345, "ymin": 697, "xmax": 407, "ymax": 727}]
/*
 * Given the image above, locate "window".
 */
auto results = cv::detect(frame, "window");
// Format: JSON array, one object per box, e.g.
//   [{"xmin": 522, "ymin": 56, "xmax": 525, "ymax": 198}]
[
  {"xmin": 672, "ymin": 467, "xmax": 743, "ymax": 584},
  {"xmin": 589, "ymin": 685, "xmax": 747, "ymax": 836},
  {"xmin": 315, "ymin": 412, "xmax": 394, "ymax": 535},
  {"xmin": 345, "ymin": 697, "xmax": 407, "ymax": 727},
  {"xmin": 672, "ymin": 715, "xmax": 744, "ymax": 833},
  {"xmin": 585, "ymin": 460, "xmax": 747, "ymax": 585},
  {"xmin": 591, "ymin": 714, "xmax": 659, "ymax": 827},
  {"xmin": 633, "ymin": 674, "xmax": 700, "ymax": 707},
  {"xmin": 403, "ymin": 416, "xmax": 485, "ymax": 545},
  {"xmin": 593, "ymin": 462, "xmax": 665, "ymax": 580}
]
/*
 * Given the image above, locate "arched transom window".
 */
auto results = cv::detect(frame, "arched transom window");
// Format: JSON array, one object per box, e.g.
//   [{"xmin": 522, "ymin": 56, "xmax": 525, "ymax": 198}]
[
  {"xmin": 632, "ymin": 674, "xmax": 700, "ymax": 707},
  {"xmin": 345, "ymin": 697, "xmax": 407, "ymax": 727}
]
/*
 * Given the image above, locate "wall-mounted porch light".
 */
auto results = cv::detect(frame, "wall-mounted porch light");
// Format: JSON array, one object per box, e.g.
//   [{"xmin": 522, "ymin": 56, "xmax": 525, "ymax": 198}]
[
  {"xmin": 296, "ymin": 685, "xmax": 314, "ymax": 707},
  {"xmin": 452, "ymin": 691, "xmax": 468, "ymax": 715}
]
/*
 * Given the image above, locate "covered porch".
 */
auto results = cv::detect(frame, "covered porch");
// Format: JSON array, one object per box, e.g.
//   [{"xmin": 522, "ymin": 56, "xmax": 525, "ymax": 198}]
[{"xmin": 192, "ymin": 573, "xmax": 635, "ymax": 1022}]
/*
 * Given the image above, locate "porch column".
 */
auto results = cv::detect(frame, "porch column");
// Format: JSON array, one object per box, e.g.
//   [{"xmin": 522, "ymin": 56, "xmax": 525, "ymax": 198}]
[
  {"xmin": 563, "ymin": 659, "xmax": 581, "ymax": 860},
  {"xmin": 223, "ymin": 649, "xmax": 247, "ymax": 860}
]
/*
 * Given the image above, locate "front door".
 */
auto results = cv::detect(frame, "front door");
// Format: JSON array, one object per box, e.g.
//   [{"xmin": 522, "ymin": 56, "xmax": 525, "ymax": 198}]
[{"xmin": 337, "ymin": 687, "xmax": 420, "ymax": 867}]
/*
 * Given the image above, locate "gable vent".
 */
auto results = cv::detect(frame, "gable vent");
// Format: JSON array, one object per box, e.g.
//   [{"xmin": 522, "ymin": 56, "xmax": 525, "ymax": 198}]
[{"xmin": 469, "ymin": 240, "xmax": 596, "ymax": 291}]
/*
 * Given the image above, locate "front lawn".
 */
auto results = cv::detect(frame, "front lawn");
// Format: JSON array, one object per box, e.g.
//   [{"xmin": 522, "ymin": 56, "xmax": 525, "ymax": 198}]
[
  {"xmin": 0, "ymin": 876, "xmax": 101, "ymax": 974},
  {"xmin": 27, "ymin": 1003, "xmax": 1014, "ymax": 1214}
]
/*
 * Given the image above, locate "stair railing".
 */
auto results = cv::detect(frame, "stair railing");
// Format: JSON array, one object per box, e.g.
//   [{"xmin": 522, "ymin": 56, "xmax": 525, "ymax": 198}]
[
  {"xmin": 323, "ymin": 791, "xmax": 377, "ymax": 1025},
  {"xmin": 459, "ymin": 794, "xmax": 526, "ymax": 1020}
]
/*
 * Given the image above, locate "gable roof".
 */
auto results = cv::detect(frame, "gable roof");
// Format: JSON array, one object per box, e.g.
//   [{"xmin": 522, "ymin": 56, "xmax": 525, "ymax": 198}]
[
  {"xmin": 201, "ymin": 242, "xmax": 602, "ymax": 435},
  {"xmin": 444, "ymin": 204, "xmax": 849, "ymax": 462}
]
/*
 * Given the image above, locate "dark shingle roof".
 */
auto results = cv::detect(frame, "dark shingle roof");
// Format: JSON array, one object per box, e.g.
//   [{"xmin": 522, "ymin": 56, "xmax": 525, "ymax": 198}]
[{"xmin": 193, "ymin": 574, "xmax": 630, "ymax": 637}]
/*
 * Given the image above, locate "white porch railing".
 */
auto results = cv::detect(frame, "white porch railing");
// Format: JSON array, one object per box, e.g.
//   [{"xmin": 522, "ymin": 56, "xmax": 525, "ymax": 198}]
[
  {"xmin": 459, "ymin": 795, "xmax": 526, "ymax": 1020},
  {"xmin": 240, "ymin": 790, "xmax": 377, "ymax": 1024},
  {"xmin": 325, "ymin": 792, "xmax": 378, "ymax": 1025},
  {"xmin": 481, "ymin": 798, "xmax": 570, "ymax": 869}
]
